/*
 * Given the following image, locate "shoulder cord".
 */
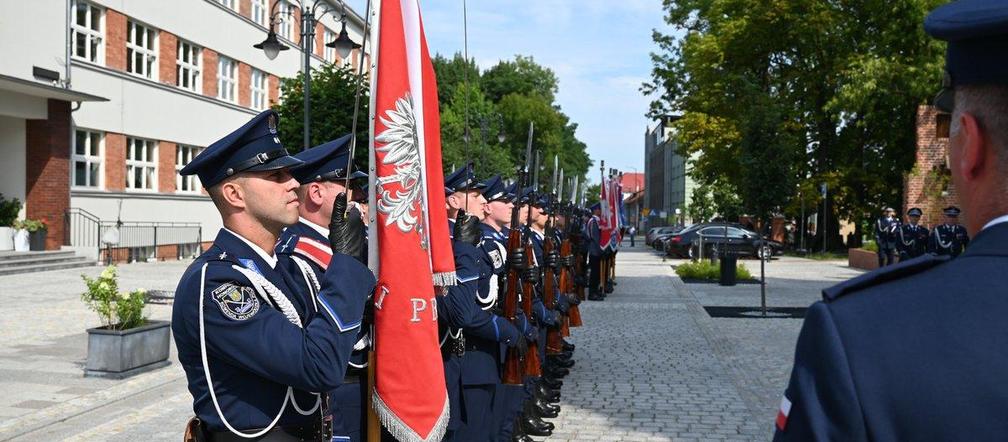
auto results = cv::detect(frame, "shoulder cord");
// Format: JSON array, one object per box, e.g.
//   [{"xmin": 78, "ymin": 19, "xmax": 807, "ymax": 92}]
[
  {"xmin": 898, "ymin": 226, "xmax": 913, "ymax": 247},
  {"xmin": 197, "ymin": 264, "xmax": 321, "ymax": 439},
  {"xmin": 232, "ymin": 265, "xmax": 322, "ymax": 417},
  {"xmin": 477, "ymin": 273, "xmax": 498, "ymax": 310},
  {"xmin": 934, "ymin": 226, "xmax": 953, "ymax": 249}
]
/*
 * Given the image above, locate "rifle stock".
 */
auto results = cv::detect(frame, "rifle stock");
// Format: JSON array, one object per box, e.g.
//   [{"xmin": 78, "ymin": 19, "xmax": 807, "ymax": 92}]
[
  {"xmin": 560, "ymin": 237, "xmax": 583, "ymax": 328},
  {"xmin": 501, "ymin": 228, "xmax": 524, "ymax": 385},
  {"xmin": 520, "ymin": 242, "xmax": 542, "ymax": 377},
  {"xmin": 543, "ymin": 233, "xmax": 564, "ymax": 355}
]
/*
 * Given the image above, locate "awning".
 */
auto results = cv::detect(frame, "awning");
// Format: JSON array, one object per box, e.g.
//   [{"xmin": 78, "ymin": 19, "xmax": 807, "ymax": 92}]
[{"xmin": 0, "ymin": 73, "xmax": 108, "ymax": 102}]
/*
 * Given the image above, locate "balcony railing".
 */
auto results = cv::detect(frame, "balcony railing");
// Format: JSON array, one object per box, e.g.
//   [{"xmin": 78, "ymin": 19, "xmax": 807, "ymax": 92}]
[{"xmin": 64, "ymin": 208, "xmax": 203, "ymax": 263}]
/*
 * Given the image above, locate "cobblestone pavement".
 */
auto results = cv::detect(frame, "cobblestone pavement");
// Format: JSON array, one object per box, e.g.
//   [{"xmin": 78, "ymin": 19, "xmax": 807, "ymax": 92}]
[{"xmin": 0, "ymin": 246, "xmax": 861, "ymax": 441}]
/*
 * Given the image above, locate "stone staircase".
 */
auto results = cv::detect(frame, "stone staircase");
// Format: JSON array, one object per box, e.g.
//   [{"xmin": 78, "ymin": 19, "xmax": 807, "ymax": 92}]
[{"xmin": 0, "ymin": 250, "xmax": 96, "ymax": 276}]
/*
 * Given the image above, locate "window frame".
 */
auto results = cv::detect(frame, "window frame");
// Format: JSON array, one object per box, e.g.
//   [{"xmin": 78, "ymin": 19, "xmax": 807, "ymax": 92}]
[
  {"xmin": 217, "ymin": 56, "xmax": 237, "ymax": 103},
  {"xmin": 250, "ymin": 68, "xmax": 267, "ymax": 110},
  {"xmin": 175, "ymin": 145, "xmax": 203, "ymax": 193},
  {"xmin": 125, "ymin": 137, "xmax": 158, "ymax": 192},
  {"xmin": 251, "ymin": 0, "xmax": 268, "ymax": 27},
  {"xmin": 277, "ymin": 1, "xmax": 294, "ymax": 40},
  {"xmin": 126, "ymin": 20, "xmax": 158, "ymax": 80},
  {"xmin": 71, "ymin": 0, "xmax": 104, "ymax": 64},
  {"xmin": 72, "ymin": 129, "xmax": 104, "ymax": 189},
  {"xmin": 216, "ymin": 0, "xmax": 239, "ymax": 12},
  {"xmin": 323, "ymin": 28, "xmax": 337, "ymax": 62},
  {"xmin": 176, "ymin": 39, "xmax": 202, "ymax": 93}
]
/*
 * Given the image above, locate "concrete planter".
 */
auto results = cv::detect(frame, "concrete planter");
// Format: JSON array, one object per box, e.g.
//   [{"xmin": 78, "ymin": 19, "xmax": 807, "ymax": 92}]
[
  {"xmin": 85, "ymin": 320, "xmax": 171, "ymax": 379},
  {"xmin": 848, "ymin": 248, "xmax": 879, "ymax": 271}
]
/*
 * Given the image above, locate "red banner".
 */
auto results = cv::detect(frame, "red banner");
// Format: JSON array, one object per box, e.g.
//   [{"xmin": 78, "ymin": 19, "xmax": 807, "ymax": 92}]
[{"xmin": 368, "ymin": 0, "xmax": 453, "ymax": 440}]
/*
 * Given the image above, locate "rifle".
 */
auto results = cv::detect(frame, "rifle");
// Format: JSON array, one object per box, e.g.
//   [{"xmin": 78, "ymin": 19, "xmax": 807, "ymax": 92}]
[
  {"xmin": 560, "ymin": 200, "xmax": 583, "ymax": 328},
  {"xmin": 542, "ymin": 157, "xmax": 565, "ymax": 354},
  {"xmin": 517, "ymin": 122, "xmax": 542, "ymax": 378}
]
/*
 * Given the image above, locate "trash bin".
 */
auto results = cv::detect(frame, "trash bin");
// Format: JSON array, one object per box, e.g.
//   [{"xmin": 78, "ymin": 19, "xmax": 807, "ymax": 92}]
[{"xmin": 719, "ymin": 252, "xmax": 737, "ymax": 286}]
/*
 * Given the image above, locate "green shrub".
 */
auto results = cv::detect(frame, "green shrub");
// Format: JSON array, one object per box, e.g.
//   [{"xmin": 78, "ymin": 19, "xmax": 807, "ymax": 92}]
[
  {"xmin": 675, "ymin": 260, "xmax": 752, "ymax": 281},
  {"xmin": 861, "ymin": 240, "xmax": 878, "ymax": 252},
  {"xmin": 0, "ymin": 195, "xmax": 21, "ymax": 227},
  {"xmin": 13, "ymin": 218, "xmax": 46, "ymax": 232},
  {"xmin": 81, "ymin": 265, "xmax": 148, "ymax": 330}
]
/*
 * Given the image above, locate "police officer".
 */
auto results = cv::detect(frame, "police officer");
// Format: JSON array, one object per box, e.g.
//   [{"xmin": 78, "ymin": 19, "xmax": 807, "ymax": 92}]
[
  {"xmin": 930, "ymin": 206, "xmax": 970, "ymax": 258},
  {"xmin": 774, "ymin": 2, "xmax": 1008, "ymax": 439},
  {"xmin": 874, "ymin": 207, "xmax": 900, "ymax": 267},
  {"xmin": 585, "ymin": 203, "xmax": 603, "ymax": 300},
  {"xmin": 442, "ymin": 166, "xmax": 526, "ymax": 441},
  {"xmin": 274, "ymin": 135, "xmax": 370, "ymax": 442},
  {"xmin": 896, "ymin": 207, "xmax": 929, "ymax": 260},
  {"xmin": 172, "ymin": 110, "xmax": 374, "ymax": 441}
]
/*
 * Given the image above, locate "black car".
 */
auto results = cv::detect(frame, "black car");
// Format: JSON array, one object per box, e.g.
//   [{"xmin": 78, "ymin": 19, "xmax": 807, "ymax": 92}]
[
  {"xmin": 664, "ymin": 223, "xmax": 781, "ymax": 260},
  {"xmin": 647, "ymin": 226, "xmax": 679, "ymax": 247}
]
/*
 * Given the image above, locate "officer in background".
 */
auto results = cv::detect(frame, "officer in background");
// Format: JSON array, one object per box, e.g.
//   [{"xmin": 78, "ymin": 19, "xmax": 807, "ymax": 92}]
[
  {"xmin": 774, "ymin": 1, "xmax": 1008, "ymax": 439},
  {"xmin": 585, "ymin": 203, "xmax": 603, "ymax": 301},
  {"xmin": 896, "ymin": 207, "xmax": 929, "ymax": 260},
  {"xmin": 274, "ymin": 135, "xmax": 369, "ymax": 442},
  {"xmin": 874, "ymin": 207, "xmax": 900, "ymax": 267},
  {"xmin": 172, "ymin": 110, "xmax": 374, "ymax": 441},
  {"xmin": 930, "ymin": 206, "xmax": 970, "ymax": 258}
]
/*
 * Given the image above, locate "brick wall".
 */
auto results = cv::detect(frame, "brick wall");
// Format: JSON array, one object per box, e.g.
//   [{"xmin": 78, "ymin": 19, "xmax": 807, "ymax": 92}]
[
  {"xmin": 203, "ymin": 49, "xmax": 219, "ymax": 98},
  {"xmin": 269, "ymin": 74, "xmax": 280, "ymax": 105},
  {"xmin": 903, "ymin": 105, "xmax": 959, "ymax": 228},
  {"xmin": 238, "ymin": 63, "xmax": 251, "ymax": 107},
  {"xmin": 159, "ymin": 32, "xmax": 178, "ymax": 86},
  {"xmin": 105, "ymin": 10, "xmax": 127, "ymax": 70},
  {"xmin": 159, "ymin": 142, "xmax": 177, "ymax": 192},
  {"xmin": 25, "ymin": 100, "xmax": 71, "ymax": 250},
  {"xmin": 315, "ymin": 23, "xmax": 325, "ymax": 57},
  {"xmin": 239, "ymin": 0, "xmax": 251, "ymax": 19},
  {"xmin": 105, "ymin": 133, "xmax": 126, "ymax": 191}
]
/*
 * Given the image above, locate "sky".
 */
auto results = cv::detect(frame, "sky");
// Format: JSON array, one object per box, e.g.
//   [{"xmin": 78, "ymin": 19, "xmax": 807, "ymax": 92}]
[{"xmin": 346, "ymin": 0, "xmax": 670, "ymax": 183}]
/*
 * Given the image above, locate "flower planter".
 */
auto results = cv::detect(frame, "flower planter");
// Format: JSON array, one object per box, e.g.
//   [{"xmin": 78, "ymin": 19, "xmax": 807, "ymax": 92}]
[
  {"xmin": 12, "ymin": 229, "xmax": 29, "ymax": 252},
  {"xmin": 84, "ymin": 320, "xmax": 171, "ymax": 379},
  {"xmin": 28, "ymin": 230, "xmax": 47, "ymax": 251},
  {"xmin": 0, "ymin": 227, "xmax": 13, "ymax": 251},
  {"xmin": 848, "ymin": 248, "xmax": 879, "ymax": 271}
]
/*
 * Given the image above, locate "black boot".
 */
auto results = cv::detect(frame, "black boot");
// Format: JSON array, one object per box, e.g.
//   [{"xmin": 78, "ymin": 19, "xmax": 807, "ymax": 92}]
[
  {"xmin": 512, "ymin": 434, "xmax": 534, "ymax": 442},
  {"xmin": 536, "ymin": 384, "xmax": 561, "ymax": 403},
  {"xmin": 549, "ymin": 356, "xmax": 575, "ymax": 369},
  {"xmin": 541, "ymin": 376, "xmax": 563, "ymax": 389},
  {"xmin": 533, "ymin": 397, "xmax": 560, "ymax": 417},
  {"xmin": 523, "ymin": 402, "xmax": 556, "ymax": 431},
  {"xmin": 520, "ymin": 414, "xmax": 553, "ymax": 437},
  {"xmin": 562, "ymin": 340, "xmax": 575, "ymax": 352},
  {"xmin": 545, "ymin": 365, "xmax": 570, "ymax": 378}
]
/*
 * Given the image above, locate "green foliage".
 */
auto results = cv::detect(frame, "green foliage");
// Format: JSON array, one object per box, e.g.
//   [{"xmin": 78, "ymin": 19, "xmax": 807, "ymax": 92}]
[
  {"xmin": 81, "ymin": 266, "xmax": 148, "ymax": 330},
  {"xmin": 584, "ymin": 184, "xmax": 600, "ymax": 207},
  {"xmin": 274, "ymin": 63, "xmax": 369, "ymax": 163},
  {"xmin": 13, "ymin": 219, "xmax": 46, "ymax": 232},
  {"xmin": 432, "ymin": 54, "xmax": 592, "ymax": 184},
  {"xmin": 674, "ymin": 260, "xmax": 751, "ymax": 281},
  {"xmin": 861, "ymin": 240, "xmax": 879, "ymax": 252},
  {"xmin": 646, "ymin": 0, "xmax": 946, "ymax": 236},
  {"xmin": 0, "ymin": 195, "xmax": 22, "ymax": 227}
]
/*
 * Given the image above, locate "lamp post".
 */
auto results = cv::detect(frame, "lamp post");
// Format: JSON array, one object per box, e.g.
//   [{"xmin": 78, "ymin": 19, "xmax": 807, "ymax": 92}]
[{"xmin": 254, "ymin": 0, "xmax": 361, "ymax": 150}]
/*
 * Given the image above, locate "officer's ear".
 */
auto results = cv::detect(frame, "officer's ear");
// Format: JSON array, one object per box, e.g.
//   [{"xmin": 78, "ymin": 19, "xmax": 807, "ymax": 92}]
[
  {"xmin": 307, "ymin": 182, "xmax": 325, "ymax": 207},
  {"xmin": 218, "ymin": 178, "xmax": 247, "ymax": 210},
  {"xmin": 953, "ymin": 111, "xmax": 988, "ymax": 182}
]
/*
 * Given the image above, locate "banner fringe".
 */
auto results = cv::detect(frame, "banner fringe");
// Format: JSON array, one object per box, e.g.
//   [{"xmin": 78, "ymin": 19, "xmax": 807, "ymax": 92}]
[
  {"xmin": 432, "ymin": 271, "xmax": 456, "ymax": 287},
  {"xmin": 372, "ymin": 391, "xmax": 449, "ymax": 442}
]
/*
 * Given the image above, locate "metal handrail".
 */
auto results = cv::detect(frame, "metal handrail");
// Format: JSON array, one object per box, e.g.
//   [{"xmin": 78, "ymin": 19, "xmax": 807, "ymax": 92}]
[{"xmin": 64, "ymin": 208, "xmax": 203, "ymax": 262}]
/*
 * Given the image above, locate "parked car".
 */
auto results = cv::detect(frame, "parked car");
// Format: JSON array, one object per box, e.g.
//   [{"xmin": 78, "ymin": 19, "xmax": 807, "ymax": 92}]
[
  {"xmin": 664, "ymin": 223, "xmax": 782, "ymax": 260},
  {"xmin": 646, "ymin": 226, "xmax": 678, "ymax": 247}
]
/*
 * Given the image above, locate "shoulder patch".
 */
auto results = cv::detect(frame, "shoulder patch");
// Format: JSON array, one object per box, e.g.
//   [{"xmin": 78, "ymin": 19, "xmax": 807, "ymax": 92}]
[
  {"xmin": 822, "ymin": 254, "xmax": 950, "ymax": 302},
  {"xmin": 488, "ymin": 248, "xmax": 504, "ymax": 270},
  {"xmin": 211, "ymin": 282, "xmax": 260, "ymax": 321}
]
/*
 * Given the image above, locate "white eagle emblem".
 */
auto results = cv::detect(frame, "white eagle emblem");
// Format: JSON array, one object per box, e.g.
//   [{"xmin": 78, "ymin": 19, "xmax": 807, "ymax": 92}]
[{"xmin": 375, "ymin": 94, "xmax": 428, "ymax": 248}]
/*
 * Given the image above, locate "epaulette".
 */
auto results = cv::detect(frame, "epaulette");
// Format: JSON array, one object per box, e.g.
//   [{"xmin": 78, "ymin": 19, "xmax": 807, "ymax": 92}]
[
  {"xmin": 291, "ymin": 235, "xmax": 332, "ymax": 269},
  {"xmin": 822, "ymin": 253, "xmax": 950, "ymax": 302}
]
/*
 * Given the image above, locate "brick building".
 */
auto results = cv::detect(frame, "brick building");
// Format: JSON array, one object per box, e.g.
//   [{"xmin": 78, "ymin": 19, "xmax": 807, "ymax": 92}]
[
  {"xmin": 0, "ymin": 0, "xmax": 368, "ymax": 260},
  {"xmin": 903, "ymin": 105, "xmax": 957, "ymax": 228}
]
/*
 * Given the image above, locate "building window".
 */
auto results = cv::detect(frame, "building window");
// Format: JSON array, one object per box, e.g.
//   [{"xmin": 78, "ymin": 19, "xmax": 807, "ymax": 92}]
[
  {"xmin": 251, "ymin": 0, "xmax": 267, "ymax": 26},
  {"xmin": 251, "ymin": 69, "xmax": 267, "ymax": 110},
  {"xmin": 126, "ymin": 137, "xmax": 157, "ymax": 191},
  {"xmin": 71, "ymin": 1, "xmax": 103, "ymax": 63},
  {"xmin": 126, "ymin": 21, "xmax": 157, "ymax": 79},
  {"xmin": 217, "ymin": 56, "xmax": 237, "ymax": 102},
  {"xmin": 215, "ymin": 0, "xmax": 238, "ymax": 11},
  {"xmin": 176, "ymin": 40, "xmax": 201, "ymax": 93},
  {"xmin": 73, "ymin": 129, "xmax": 103, "ymax": 188},
  {"xmin": 277, "ymin": 1, "xmax": 294, "ymax": 40},
  {"xmin": 176, "ymin": 145, "xmax": 203, "ymax": 192},
  {"xmin": 324, "ymin": 28, "xmax": 336, "ymax": 62}
]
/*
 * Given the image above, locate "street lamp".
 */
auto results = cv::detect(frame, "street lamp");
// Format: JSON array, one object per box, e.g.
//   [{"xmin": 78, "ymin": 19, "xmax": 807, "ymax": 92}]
[{"xmin": 254, "ymin": 0, "xmax": 361, "ymax": 150}]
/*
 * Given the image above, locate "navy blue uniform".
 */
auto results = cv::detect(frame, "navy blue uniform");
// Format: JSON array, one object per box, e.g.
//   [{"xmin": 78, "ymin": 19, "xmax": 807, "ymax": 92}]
[
  {"xmin": 895, "ymin": 223, "xmax": 929, "ymax": 260},
  {"xmin": 172, "ymin": 228, "xmax": 374, "ymax": 435},
  {"xmin": 874, "ymin": 216, "xmax": 900, "ymax": 267},
  {"xmin": 276, "ymin": 219, "xmax": 371, "ymax": 442},
  {"xmin": 929, "ymin": 223, "xmax": 969, "ymax": 258},
  {"xmin": 774, "ymin": 222, "xmax": 1008, "ymax": 441}
]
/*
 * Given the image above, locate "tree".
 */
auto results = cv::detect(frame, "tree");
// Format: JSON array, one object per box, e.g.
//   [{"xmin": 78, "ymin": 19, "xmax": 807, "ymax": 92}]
[
  {"xmin": 644, "ymin": 0, "xmax": 944, "ymax": 250},
  {"xmin": 482, "ymin": 55, "xmax": 559, "ymax": 103},
  {"xmin": 274, "ymin": 64, "xmax": 369, "ymax": 164}
]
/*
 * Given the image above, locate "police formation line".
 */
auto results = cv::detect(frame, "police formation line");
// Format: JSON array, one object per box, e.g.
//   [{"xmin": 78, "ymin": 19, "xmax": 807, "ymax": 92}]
[
  {"xmin": 872, "ymin": 206, "xmax": 969, "ymax": 267},
  {"xmin": 170, "ymin": 109, "xmax": 617, "ymax": 441}
]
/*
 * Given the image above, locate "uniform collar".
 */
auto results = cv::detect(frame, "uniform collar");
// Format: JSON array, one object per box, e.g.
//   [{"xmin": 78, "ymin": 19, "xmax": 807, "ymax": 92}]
[
  {"xmin": 981, "ymin": 213, "xmax": 1008, "ymax": 232},
  {"xmin": 299, "ymin": 216, "xmax": 330, "ymax": 238},
  {"xmin": 221, "ymin": 227, "xmax": 278, "ymax": 268}
]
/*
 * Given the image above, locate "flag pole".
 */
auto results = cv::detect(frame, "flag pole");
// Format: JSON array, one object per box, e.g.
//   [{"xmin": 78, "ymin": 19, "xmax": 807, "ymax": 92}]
[{"xmin": 365, "ymin": 0, "xmax": 381, "ymax": 441}]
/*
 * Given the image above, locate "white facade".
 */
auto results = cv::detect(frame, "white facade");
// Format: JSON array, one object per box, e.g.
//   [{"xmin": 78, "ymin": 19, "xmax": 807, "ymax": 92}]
[{"xmin": 0, "ymin": 0, "xmax": 369, "ymax": 256}]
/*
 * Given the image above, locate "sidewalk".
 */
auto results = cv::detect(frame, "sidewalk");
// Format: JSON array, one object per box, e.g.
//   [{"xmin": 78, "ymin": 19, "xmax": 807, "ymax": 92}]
[{"xmin": 0, "ymin": 261, "xmax": 191, "ymax": 441}]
